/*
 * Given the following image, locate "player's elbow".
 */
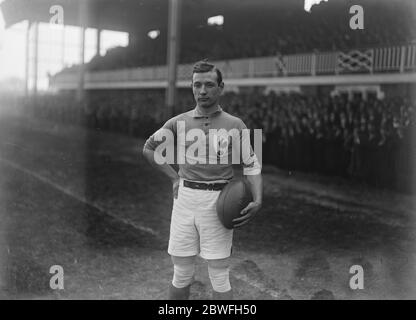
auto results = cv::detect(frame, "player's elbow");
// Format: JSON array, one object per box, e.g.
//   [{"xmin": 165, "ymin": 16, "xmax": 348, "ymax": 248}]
[{"xmin": 142, "ymin": 147, "xmax": 154, "ymax": 162}]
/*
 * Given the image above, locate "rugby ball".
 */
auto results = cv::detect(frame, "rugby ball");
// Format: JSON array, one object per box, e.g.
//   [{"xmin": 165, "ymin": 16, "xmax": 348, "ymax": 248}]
[{"xmin": 216, "ymin": 179, "xmax": 253, "ymax": 229}]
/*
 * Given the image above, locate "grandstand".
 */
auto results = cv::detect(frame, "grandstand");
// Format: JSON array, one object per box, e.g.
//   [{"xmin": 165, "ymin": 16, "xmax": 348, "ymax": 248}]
[
  {"xmin": 1, "ymin": 0, "xmax": 416, "ymax": 301},
  {"xmin": 52, "ymin": 0, "xmax": 416, "ymax": 71},
  {"xmin": 35, "ymin": 0, "xmax": 416, "ymax": 193}
]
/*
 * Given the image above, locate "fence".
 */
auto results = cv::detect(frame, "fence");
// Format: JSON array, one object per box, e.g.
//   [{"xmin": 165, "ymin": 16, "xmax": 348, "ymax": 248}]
[{"xmin": 50, "ymin": 43, "xmax": 416, "ymax": 89}]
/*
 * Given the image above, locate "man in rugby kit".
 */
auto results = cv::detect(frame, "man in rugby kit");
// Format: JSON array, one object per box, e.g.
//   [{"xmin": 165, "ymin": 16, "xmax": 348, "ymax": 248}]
[{"xmin": 143, "ymin": 60, "xmax": 263, "ymax": 300}]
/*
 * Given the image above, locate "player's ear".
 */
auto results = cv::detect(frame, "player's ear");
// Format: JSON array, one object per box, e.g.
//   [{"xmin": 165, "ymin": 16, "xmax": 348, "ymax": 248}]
[{"xmin": 219, "ymin": 82, "xmax": 224, "ymax": 90}]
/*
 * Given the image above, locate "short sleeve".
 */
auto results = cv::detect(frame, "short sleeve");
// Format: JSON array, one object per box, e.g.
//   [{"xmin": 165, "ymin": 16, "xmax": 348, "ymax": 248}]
[
  {"xmin": 143, "ymin": 117, "xmax": 176, "ymax": 151},
  {"xmin": 239, "ymin": 119, "xmax": 262, "ymax": 175}
]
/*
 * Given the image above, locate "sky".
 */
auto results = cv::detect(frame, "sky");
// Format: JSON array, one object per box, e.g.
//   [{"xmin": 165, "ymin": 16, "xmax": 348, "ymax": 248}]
[{"xmin": 304, "ymin": 0, "xmax": 329, "ymax": 12}]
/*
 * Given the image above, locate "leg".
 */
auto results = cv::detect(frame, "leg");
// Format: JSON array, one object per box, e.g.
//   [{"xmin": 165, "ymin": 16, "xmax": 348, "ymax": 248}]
[
  {"xmin": 207, "ymin": 258, "xmax": 233, "ymax": 300},
  {"xmin": 168, "ymin": 255, "xmax": 196, "ymax": 300}
]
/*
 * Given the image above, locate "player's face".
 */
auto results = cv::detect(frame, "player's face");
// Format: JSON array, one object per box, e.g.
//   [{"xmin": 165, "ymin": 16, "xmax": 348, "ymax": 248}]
[{"xmin": 192, "ymin": 71, "xmax": 223, "ymax": 109}]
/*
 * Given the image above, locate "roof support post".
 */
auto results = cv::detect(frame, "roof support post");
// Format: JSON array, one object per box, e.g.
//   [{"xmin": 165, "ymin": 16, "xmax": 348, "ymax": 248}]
[
  {"xmin": 32, "ymin": 21, "xmax": 39, "ymax": 96},
  {"xmin": 25, "ymin": 20, "xmax": 31, "ymax": 97},
  {"xmin": 77, "ymin": 26, "xmax": 85, "ymax": 101},
  {"xmin": 96, "ymin": 29, "xmax": 101, "ymax": 57},
  {"xmin": 165, "ymin": 0, "xmax": 182, "ymax": 119},
  {"xmin": 61, "ymin": 25, "xmax": 66, "ymax": 67},
  {"xmin": 77, "ymin": 1, "xmax": 87, "ymax": 102}
]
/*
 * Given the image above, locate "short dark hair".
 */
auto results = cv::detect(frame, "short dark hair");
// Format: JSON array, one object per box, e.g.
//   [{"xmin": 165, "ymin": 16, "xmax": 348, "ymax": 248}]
[{"xmin": 192, "ymin": 59, "xmax": 223, "ymax": 85}]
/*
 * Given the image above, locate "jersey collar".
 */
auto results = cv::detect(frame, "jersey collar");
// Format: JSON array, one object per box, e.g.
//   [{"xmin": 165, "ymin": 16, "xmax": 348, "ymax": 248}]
[{"xmin": 192, "ymin": 105, "xmax": 223, "ymax": 118}]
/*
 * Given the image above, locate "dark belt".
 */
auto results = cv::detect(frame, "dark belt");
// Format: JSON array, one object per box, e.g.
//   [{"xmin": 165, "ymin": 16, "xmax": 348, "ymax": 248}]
[{"xmin": 183, "ymin": 180, "xmax": 228, "ymax": 191}]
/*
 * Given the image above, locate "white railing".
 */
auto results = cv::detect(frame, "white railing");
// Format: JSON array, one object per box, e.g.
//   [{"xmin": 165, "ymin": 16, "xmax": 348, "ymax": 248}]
[
  {"xmin": 315, "ymin": 52, "xmax": 338, "ymax": 74},
  {"xmin": 50, "ymin": 43, "xmax": 416, "ymax": 89},
  {"xmin": 373, "ymin": 44, "xmax": 416, "ymax": 72}
]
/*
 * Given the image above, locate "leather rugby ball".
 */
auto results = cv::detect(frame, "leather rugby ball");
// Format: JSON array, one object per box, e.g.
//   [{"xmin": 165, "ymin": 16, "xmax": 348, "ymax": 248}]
[{"xmin": 216, "ymin": 179, "xmax": 253, "ymax": 229}]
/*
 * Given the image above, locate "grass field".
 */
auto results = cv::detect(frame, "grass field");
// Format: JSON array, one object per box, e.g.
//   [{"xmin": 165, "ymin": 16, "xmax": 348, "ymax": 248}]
[{"xmin": 0, "ymin": 108, "xmax": 415, "ymax": 300}]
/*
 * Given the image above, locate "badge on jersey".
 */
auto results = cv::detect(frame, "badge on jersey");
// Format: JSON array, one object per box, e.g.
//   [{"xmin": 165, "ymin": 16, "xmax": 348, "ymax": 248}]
[{"xmin": 212, "ymin": 133, "xmax": 230, "ymax": 160}]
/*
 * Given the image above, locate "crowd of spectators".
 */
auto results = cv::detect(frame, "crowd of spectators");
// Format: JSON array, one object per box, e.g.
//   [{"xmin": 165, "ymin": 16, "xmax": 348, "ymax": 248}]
[
  {"xmin": 28, "ymin": 89, "xmax": 415, "ymax": 193},
  {"xmin": 221, "ymin": 91, "xmax": 415, "ymax": 193},
  {"xmin": 60, "ymin": 0, "xmax": 415, "ymax": 74}
]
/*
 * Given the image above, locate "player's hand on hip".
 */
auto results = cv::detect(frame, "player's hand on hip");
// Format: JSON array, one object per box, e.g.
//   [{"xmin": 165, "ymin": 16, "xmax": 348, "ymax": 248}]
[
  {"xmin": 233, "ymin": 201, "xmax": 262, "ymax": 228},
  {"xmin": 172, "ymin": 178, "xmax": 180, "ymax": 199}
]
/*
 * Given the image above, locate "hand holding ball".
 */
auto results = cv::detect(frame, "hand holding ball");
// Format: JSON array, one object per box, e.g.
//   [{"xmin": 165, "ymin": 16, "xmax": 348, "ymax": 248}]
[{"xmin": 216, "ymin": 179, "xmax": 253, "ymax": 229}]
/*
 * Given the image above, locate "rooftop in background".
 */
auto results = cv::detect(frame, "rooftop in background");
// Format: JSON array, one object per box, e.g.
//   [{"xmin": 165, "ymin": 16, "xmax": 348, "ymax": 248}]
[
  {"xmin": 2, "ymin": 0, "xmax": 414, "ymax": 42},
  {"xmin": 5, "ymin": 0, "xmax": 414, "ymax": 30},
  {"xmin": 1, "ymin": 0, "xmax": 307, "ymax": 32}
]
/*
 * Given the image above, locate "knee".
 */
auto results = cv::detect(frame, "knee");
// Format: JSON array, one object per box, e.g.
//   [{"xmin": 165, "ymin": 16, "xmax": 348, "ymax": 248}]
[
  {"xmin": 207, "ymin": 258, "xmax": 231, "ymax": 293},
  {"xmin": 171, "ymin": 255, "xmax": 196, "ymax": 289},
  {"xmin": 207, "ymin": 258, "xmax": 230, "ymax": 269}
]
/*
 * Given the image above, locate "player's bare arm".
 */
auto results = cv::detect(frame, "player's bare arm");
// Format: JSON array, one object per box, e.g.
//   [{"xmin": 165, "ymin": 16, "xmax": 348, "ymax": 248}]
[{"xmin": 233, "ymin": 174, "xmax": 263, "ymax": 228}]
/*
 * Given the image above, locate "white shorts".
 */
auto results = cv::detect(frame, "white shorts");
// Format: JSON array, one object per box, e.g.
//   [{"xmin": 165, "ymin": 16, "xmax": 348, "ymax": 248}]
[{"xmin": 168, "ymin": 179, "xmax": 233, "ymax": 260}]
